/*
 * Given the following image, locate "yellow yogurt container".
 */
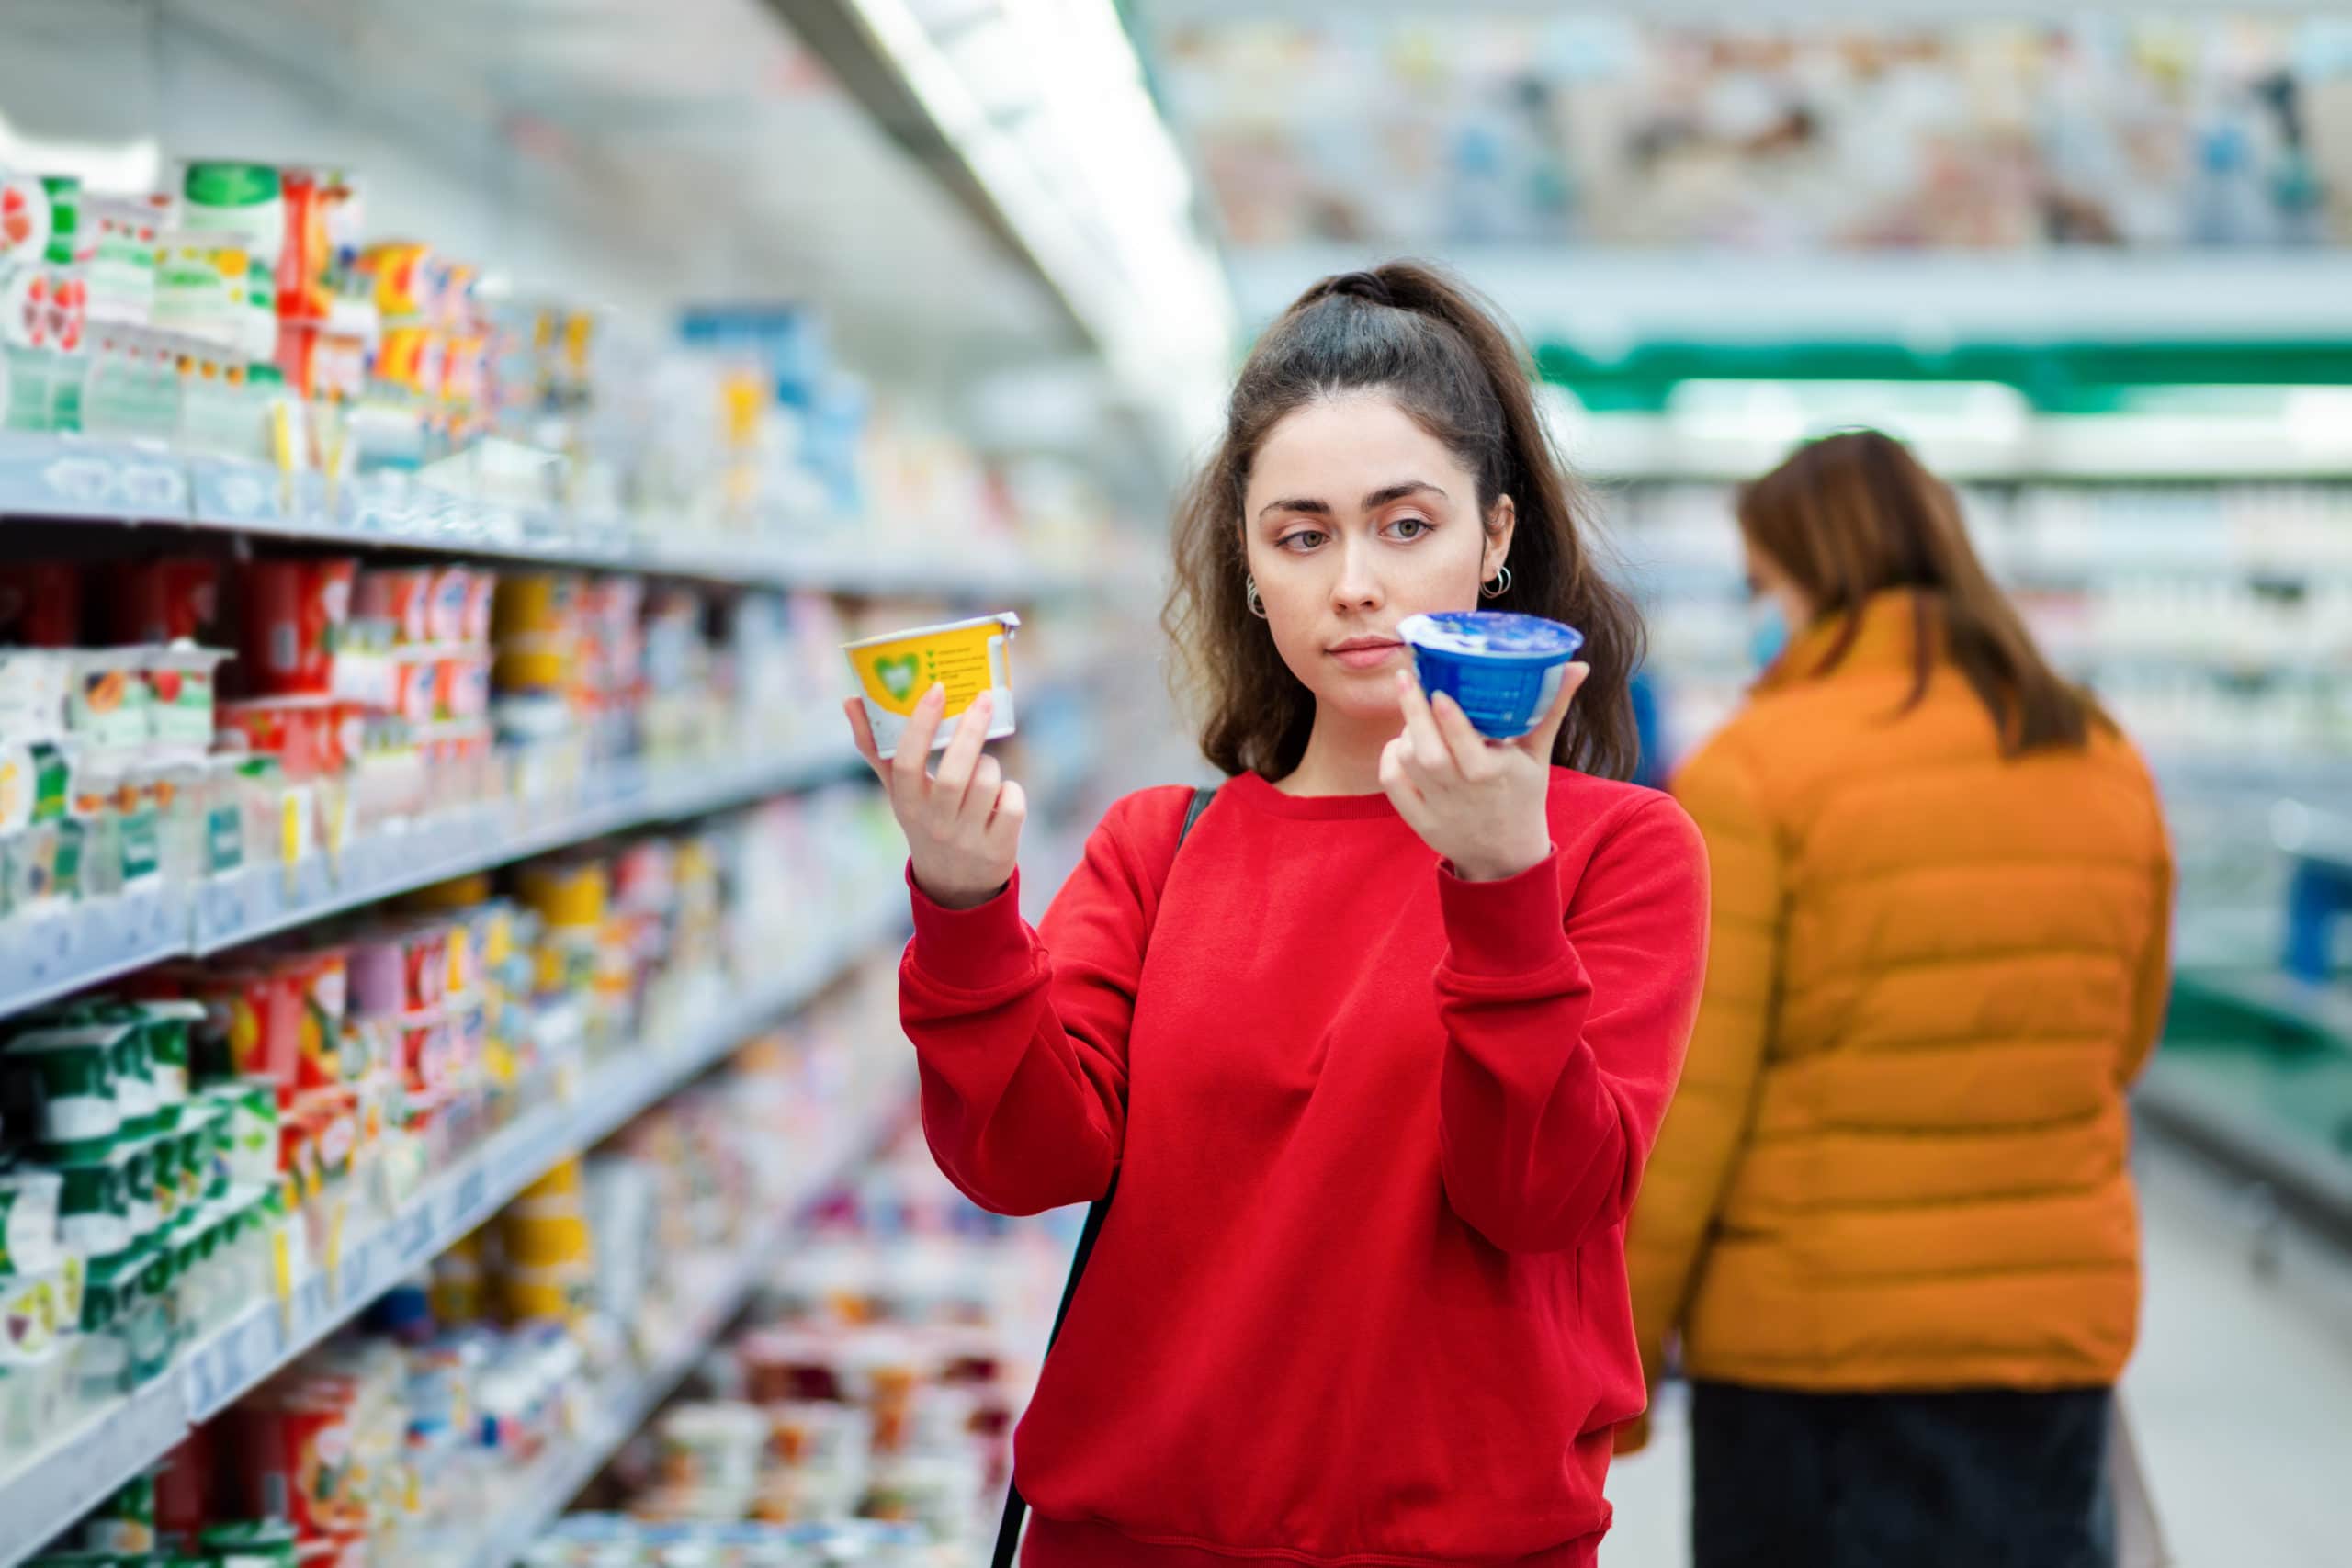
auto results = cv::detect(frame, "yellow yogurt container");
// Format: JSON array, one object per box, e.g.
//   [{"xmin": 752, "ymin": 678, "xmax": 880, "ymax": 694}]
[{"xmin": 843, "ymin": 612, "xmax": 1020, "ymax": 760}]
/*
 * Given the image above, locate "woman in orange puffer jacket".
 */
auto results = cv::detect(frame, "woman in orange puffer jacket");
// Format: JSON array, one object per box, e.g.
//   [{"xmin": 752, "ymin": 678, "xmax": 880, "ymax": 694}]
[{"xmin": 1622, "ymin": 430, "xmax": 2173, "ymax": 1568}]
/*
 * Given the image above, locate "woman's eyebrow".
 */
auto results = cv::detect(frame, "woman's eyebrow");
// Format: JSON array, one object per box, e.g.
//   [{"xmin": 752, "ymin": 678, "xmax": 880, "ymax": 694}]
[
  {"xmin": 1258, "ymin": 481, "xmax": 1447, "ymax": 521},
  {"xmin": 1258, "ymin": 496, "xmax": 1333, "ymax": 519}
]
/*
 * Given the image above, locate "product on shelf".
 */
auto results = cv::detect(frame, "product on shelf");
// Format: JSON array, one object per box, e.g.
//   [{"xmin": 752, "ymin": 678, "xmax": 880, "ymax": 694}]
[
  {"xmin": 14, "ymin": 951, "xmax": 908, "ymax": 1567},
  {"xmin": 0, "ymin": 535, "xmax": 856, "ymax": 947},
  {"xmin": 0, "ymin": 783, "xmax": 900, "ymax": 1497}
]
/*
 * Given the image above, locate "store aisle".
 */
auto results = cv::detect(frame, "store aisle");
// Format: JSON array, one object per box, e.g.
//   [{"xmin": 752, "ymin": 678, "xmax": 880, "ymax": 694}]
[{"xmin": 1602, "ymin": 1146, "xmax": 2352, "ymax": 1568}]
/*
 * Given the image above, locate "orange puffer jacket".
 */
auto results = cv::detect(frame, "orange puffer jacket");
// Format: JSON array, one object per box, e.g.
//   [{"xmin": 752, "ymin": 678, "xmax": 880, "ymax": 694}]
[{"xmin": 1628, "ymin": 589, "xmax": 2173, "ymax": 1399}]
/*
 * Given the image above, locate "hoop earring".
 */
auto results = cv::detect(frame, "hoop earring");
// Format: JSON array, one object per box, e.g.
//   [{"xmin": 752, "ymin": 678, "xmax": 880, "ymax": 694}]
[
  {"xmin": 1245, "ymin": 577, "xmax": 1268, "ymax": 618},
  {"xmin": 1480, "ymin": 565, "xmax": 1512, "ymax": 600}
]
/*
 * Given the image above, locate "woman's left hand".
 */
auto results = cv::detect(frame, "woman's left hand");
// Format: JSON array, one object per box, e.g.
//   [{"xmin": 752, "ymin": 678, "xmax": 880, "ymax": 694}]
[{"xmin": 1380, "ymin": 662, "xmax": 1589, "ymax": 883}]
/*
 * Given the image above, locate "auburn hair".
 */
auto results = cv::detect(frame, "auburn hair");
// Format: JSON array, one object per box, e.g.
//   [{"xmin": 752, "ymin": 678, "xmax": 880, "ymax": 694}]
[
  {"xmin": 1162, "ymin": 262, "xmax": 1645, "ymax": 781},
  {"xmin": 1740, "ymin": 429, "xmax": 2106, "ymax": 752}
]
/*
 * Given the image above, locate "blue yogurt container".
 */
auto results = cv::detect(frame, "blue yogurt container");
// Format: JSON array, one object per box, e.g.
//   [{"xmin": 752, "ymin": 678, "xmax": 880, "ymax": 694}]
[{"xmin": 1397, "ymin": 610, "xmax": 1586, "ymax": 739}]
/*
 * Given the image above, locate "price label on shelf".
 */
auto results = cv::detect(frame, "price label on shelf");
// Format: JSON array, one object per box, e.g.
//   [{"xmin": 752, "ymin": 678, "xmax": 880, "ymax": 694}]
[
  {"xmin": 269, "ymin": 1225, "xmax": 297, "ymax": 1331},
  {"xmin": 392, "ymin": 1200, "xmax": 436, "ymax": 1268},
  {"xmin": 454, "ymin": 1163, "xmax": 489, "ymax": 1225},
  {"xmin": 184, "ymin": 1310, "xmax": 275, "ymax": 1420},
  {"xmin": 322, "ymin": 1196, "xmax": 350, "ymax": 1292}
]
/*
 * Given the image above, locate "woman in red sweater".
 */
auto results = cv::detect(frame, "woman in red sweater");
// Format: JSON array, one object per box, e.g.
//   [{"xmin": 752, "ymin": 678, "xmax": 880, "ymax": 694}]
[{"xmin": 843, "ymin": 264, "xmax": 1709, "ymax": 1566}]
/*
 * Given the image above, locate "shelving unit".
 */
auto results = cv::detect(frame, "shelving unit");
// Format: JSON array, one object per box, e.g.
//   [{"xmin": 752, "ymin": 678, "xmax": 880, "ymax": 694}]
[
  {"xmin": 0, "ymin": 742, "xmax": 866, "ymax": 1014},
  {"xmin": 454, "ymin": 1076, "xmax": 912, "ymax": 1568},
  {"xmin": 0, "ymin": 896, "xmax": 914, "ymax": 1568},
  {"xmin": 0, "ymin": 434, "xmax": 1095, "ymax": 604}
]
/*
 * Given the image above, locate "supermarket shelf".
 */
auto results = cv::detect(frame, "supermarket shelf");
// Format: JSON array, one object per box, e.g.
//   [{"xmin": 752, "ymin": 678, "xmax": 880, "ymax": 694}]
[
  {"xmin": 2136, "ymin": 1054, "xmax": 2352, "ymax": 1247},
  {"xmin": 0, "ymin": 885, "xmax": 193, "ymax": 1020},
  {"xmin": 189, "ymin": 743, "xmax": 865, "ymax": 955},
  {"xmin": 460, "ymin": 1075, "xmax": 915, "ymax": 1568},
  {"xmin": 0, "ymin": 743, "xmax": 862, "ymax": 1014},
  {"xmin": 0, "ymin": 897, "xmax": 911, "ymax": 1568},
  {"xmin": 0, "ymin": 434, "xmax": 1087, "ymax": 602},
  {"xmin": 2176, "ymin": 968, "xmax": 2352, "ymax": 1047}
]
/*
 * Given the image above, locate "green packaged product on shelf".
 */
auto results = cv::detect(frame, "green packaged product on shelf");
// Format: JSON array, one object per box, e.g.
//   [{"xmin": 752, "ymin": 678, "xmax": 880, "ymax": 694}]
[
  {"xmin": 83, "ymin": 1471, "xmax": 157, "ymax": 1553},
  {"xmin": 0, "ymin": 1167, "xmax": 63, "ymax": 1275},
  {"xmin": 149, "ymin": 1133, "xmax": 183, "ymax": 1225},
  {"xmin": 76, "ymin": 1245, "xmax": 157, "ymax": 1399},
  {"xmin": 176, "ymin": 1100, "xmax": 222, "ymax": 1204},
  {"xmin": 120, "ymin": 1137, "xmax": 159, "ymax": 1239},
  {"xmin": 199, "ymin": 1518, "xmax": 298, "ymax": 1568},
  {"xmin": 33, "ymin": 999, "xmax": 164, "ymax": 1133},
  {"xmin": 211, "ymin": 1080, "xmax": 280, "ymax": 1187},
  {"xmin": 54, "ymin": 1141, "xmax": 130, "ymax": 1255},
  {"xmin": 2, "ymin": 1022, "xmax": 127, "ymax": 1150},
  {"xmin": 108, "ymin": 1011, "xmax": 160, "ymax": 1134},
  {"xmin": 0, "ymin": 1251, "xmax": 80, "ymax": 1366},
  {"xmin": 0, "ymin": 740, "xmax": 72, "ymax": 835},
  {"xmin": 66, "ymin": 650, "xmax": 154, "ymax": 756},
  {"xmin": 141, "ymin": 999, "xmax": 206, "ymax": 1111}
]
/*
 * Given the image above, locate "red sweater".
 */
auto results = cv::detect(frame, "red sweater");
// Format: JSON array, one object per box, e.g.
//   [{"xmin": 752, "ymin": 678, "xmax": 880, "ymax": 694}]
[{"xmin": 899, "ymin": 769, "xmax": 1709, "ymax": 1566}]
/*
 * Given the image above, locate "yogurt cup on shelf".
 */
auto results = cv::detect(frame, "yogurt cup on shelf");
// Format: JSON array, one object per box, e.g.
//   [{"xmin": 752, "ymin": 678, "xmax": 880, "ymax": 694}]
[
  {"xmin": 1397, "ymin": 610, "xmax": 1586, "ymax": 740},
  {"xmin": 843, "ymin": 613, "xmax": 1019, "ymax": 761}
]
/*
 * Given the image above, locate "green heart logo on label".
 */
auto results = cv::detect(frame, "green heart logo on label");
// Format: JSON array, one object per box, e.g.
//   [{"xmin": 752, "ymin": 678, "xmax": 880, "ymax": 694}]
[{"xmin": 876, "ymin": 654, "xmax": 921, "ymax": 701}]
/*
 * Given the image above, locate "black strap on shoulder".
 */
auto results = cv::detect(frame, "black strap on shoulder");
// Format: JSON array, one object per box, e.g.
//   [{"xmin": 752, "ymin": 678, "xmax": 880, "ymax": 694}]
[{"xmin": 991, "ymin": 783, "xmax": 1217, "ymax": 1567}]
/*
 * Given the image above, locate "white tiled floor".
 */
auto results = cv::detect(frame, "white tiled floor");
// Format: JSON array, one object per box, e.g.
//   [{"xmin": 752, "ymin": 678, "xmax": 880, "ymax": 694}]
[{"xmin": 1601, "ymin": 1146, "xmax": 2352, "ymax": 1567}]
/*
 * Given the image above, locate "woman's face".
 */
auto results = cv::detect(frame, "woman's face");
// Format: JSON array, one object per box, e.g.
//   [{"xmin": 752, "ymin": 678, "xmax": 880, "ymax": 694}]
[{"xmin": 1241, "ymin": 391, "xmax": 1512, "ymax": 728}]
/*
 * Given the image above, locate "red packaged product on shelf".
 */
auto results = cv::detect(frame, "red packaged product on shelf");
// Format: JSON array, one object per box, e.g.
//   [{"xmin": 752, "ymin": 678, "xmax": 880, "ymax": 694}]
[
  {"xmin": 113, "ymin": 556, "xmax": 221, "ymax": 644},
  {"xmin": 276, "ymin": 167, "xmax": 332, "ymax": 322},
  {"xmin": 242, "ymin": 558, "xmax": 357, "ymax": 695},
  {"xmin": 279, "ymin": 946, "xmax": 351, "ymax": 1089},
  {"xmin": 400, "ymin": 1014, "xmax": 455, "ymax": 1094},
  {"xmin": 459, "ymin": 569, "xmax": 496, "ymax": 645},
  {"xmin": 218, "ymin": 695, "xmax": 341, "ymax": 780},
  {"xmin": 434, "ymin": 654, "xmax": 490, "ymax": 721},
  {"xmin": 236, "ymin": 1382, "xmax": 363, "ymax": 1539},
  {"xmin": 174, "ymin": 965, "xmax": 302, "ymax": 1105},
  {"xmin": 0, "ymin": 561, "xmax": 83, "ymax": 647},
  {"xmin": 425, "ymin": 566, "xmax": 471, "ymax": 645},
  {"xmin": 277, "ymin": 321, "xmax": 367, "ymax": 403},
  {"xmin": 390, "ymin": 653, "xmax": 435, "ymax": 725},
  {"xmin": 402, "ymin": 922, "xmax": 450, "ymax": 1010},
  {"xmin": 355, "ymin": 567, "xmax": 433, "ymax": 645}
]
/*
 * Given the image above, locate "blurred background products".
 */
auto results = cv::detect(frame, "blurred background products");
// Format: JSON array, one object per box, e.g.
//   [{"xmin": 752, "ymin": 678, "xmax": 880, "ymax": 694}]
[{"xmin": 0, "ymin": 3, "xmax": 2346, "ymax": 1567}]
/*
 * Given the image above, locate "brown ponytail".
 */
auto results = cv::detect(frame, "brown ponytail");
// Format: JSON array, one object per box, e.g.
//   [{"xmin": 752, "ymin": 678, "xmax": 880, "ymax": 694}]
[
  {"xmin": 1164, "ymin": 261, "xmax": 1645, "ymax": 780},
  {"xmin": 1740, "ymin": 429, "xmax": 2106, "ymax": 753}
]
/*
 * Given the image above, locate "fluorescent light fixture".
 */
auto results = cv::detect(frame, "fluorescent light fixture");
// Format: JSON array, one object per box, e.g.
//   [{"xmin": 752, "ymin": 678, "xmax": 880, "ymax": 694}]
[
  {"xmin": 837, "ymin": 0, "xmax": 1234, "ymax": 457},
  {"xmin": 1666, "ymin": 379, "xmax": 2031, "ymax": 447}
]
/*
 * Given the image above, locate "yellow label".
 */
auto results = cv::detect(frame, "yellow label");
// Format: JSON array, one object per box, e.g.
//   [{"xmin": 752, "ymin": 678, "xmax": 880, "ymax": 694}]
[
  {"xmin": 270, "ymin": 1225, "xmax": 295, "ymax": 1327},
  {"xmin": 319, "ymin": 780, "xmax": 349, "ymax": 868},
  {"xmin": 278, "ymin": 790, "xmax": 308, "ymax": 897},
  {"xmin": 848, "ymin": 620, "xmax": 1011, "ymax": 718},
  {"xmin": 269, "ymin": 399, "xmax": 298, "ymax": 475},
  {"xmin": 324, "ymin": 1196, "xmax": 348, "ymax": 1287}
]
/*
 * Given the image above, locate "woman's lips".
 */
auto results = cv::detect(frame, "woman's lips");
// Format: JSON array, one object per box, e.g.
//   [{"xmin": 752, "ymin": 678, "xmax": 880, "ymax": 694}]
[{"xmin": 1330, "ymin": 640, "xmax": 1405, "ymax": 671}]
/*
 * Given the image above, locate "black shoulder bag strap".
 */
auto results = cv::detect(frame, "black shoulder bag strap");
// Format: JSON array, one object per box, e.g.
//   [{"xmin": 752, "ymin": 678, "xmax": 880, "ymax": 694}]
[{"xmin": 991, "ymin": 783, "xmax": 1218, "ymax": 1567}]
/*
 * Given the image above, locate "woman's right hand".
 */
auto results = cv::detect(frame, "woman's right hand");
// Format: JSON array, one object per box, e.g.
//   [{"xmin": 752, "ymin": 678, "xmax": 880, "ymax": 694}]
[{"xmin": 845, "ymin": 685, "xmax": 1027, "ymax": 911}]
